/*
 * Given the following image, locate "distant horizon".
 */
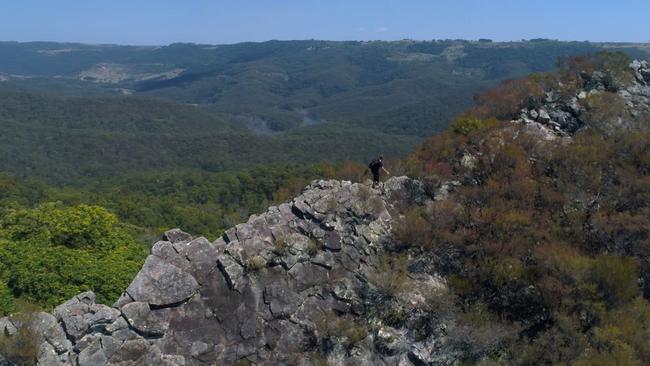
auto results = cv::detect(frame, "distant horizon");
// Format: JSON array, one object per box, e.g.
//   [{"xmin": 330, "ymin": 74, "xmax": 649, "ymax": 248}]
[
  {"xmin": 1, "ymin": 38, "xmax": 649, "ymax": 48},
  {"xmin": 2, "ymin": 1, "xmax": 649, "ymax": 46}
]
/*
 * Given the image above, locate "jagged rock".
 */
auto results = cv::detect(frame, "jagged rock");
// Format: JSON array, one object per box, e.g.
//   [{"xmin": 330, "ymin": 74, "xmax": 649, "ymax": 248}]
[
  {"xmin": 125, "ymin": 255, "xmax": 200, "ymax": 306},
  {"xmin": 107, "ymin": 338, "xmax": 150, "ymax": 364},
  {"xmin": 144, "ymin": 346, "xmax": 186, "ymax": 366},
  {"xmin": 151, "ymin": 240, "xmax": 191, "ymax": 272},
  {"xmin": 0, "ymin": 317, "xmax": 17, "ymax": 336},
  {"xmin": 121, "ymin": 301, "xmax": 170, "ymax": 337},
  {"xmin": 264, "ymin": 282, "xmax": 301, "ymax": 318},
  {"xmin": 511, "ymin": 59, "xmax": 650, "ymax": 137},
  {"xmin": 172, "ymin": 237, "xmax": 219, "ymax": 284},
  {"xmin": 113, "ymin": 292, "xmax": 134, "ymax": 309},
  {"xmin": 538, "ymin": 108, "xmax": 551, "ymax": 122},
  {"xmin": 375, "ymin": 326, "xmax": 403, "ymax": 355},
  {"xmin": 383, "ymin": 176, "xmax": 429, "ymax": 208},
  {"xmin": 53, "ymin": 291, "xmax": 119, "ymax": 342},
  {"xmin": 31, "ymin": 312, "xmax": 71, "ymax": 354},
  {"xmin": 76, "ymin": 335, "xmax": 106, "ymax": 366},
  {"xmin": 9, "ymin": 177, "xmax": 462, "ymax": 365},
  {"xmin": 433, "ymin": 181, "xmax": 461, "ymax": 201},
  {"xmin": 163, "ymin": 228, "xmax": 192, "ymax": 244},
  {"xmin": 88, "ymin": 304, "xmax": 120, "ymax": 333},
  {"xmin": 37, "ymin": 342, "xmax": 65, "ymax": 366},
  {"xmin": 100, "ymin": 335, "xmax": 122, "ymax": 360}
]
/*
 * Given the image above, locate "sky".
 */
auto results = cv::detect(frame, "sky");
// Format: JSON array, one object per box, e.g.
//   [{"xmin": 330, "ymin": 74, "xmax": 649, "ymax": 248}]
[{"xmin": 0, "ymin": 0, "xmax": 648, "ymax": 45}]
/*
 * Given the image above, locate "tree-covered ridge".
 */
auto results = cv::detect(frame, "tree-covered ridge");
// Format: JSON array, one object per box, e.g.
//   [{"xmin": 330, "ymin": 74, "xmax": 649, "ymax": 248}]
[
  {"xmin": 3, "ymin": 40, "xmax": 639, "ymax": 138},
  {"xmin": 2, "ymin": 40, "xmax": 649, "ymax": 185},
  {"xmin": 0, "ymin": 86, "xmax": 417, "ymax": 183},
  {"xmin": 398, "ymin": 52, "xmax": 650, "ymax": 364}
]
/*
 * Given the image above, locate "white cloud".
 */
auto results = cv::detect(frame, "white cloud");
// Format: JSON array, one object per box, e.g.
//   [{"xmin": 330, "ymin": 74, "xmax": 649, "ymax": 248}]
[{"xmin": 375, "ymin": 26, "xmax": 388, "ymax": 33}]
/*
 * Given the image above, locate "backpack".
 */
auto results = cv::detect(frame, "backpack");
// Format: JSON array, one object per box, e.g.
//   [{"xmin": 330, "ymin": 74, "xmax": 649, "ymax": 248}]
[{"xmin": 368, "ymin": 159, "xmax": 382, "ymax": 171}]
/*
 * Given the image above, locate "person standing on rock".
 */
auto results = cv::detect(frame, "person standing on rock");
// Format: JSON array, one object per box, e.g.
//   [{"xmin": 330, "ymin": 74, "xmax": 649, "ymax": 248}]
[{"xmin": 368, "ymin": 155, "xmax": 390, "ymax": 188}]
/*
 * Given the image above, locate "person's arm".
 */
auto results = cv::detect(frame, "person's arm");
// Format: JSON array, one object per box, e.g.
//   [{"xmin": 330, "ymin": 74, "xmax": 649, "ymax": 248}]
[{"xmin": 382, "ymin": 166, "xmax": 390, "ymax": 175}]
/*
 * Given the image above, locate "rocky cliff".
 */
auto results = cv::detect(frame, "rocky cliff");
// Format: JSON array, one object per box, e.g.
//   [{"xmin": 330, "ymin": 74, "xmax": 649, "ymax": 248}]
[
  {"xmin": 1, "ymin": 177, "xmax": 458, "ymax": 366},
  {"xmin": 513, "ymin": 59, "xmax": 650, "ymax": 138}
]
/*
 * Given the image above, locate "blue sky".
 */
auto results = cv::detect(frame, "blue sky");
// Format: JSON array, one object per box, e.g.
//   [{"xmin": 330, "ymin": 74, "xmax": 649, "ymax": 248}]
[{"xmin": 1, "ymin": 0, "xmax": 648, "ymax": 45}]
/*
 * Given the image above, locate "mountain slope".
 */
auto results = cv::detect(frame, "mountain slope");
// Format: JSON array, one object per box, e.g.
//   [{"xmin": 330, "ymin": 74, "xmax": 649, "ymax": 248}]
[
  {"xmin": 1, "ymin": 51, "xmax": 649, "ymax": 366},
  {"xmin": 2, "ymin": 40, "xmax": 650, "ymax": 184},
  {"xmin": 3, "ymin": 40, "xmax": 638, "ymax": 138}
]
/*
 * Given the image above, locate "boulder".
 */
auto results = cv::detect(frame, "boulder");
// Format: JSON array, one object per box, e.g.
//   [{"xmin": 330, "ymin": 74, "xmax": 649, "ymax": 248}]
[
  {"xmin": 121, "ymin": 301, "xmax": 170, "ymax": 337},
  {"xmin": 163, "ymin": 228, "xmax": 192, "ymax": 244},
  {"xmin": 125, "ymin": 255, "xmax": 199, "ymax": 306},
  {"xmin": 30, "ymin": 312, "xmax": 71, "ymax": 354}
]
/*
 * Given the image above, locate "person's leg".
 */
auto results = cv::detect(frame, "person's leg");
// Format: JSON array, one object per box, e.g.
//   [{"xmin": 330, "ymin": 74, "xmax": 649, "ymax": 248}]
[{"xmin": 372, "ymin": 171, "xmax": 379, "ymax": 188}]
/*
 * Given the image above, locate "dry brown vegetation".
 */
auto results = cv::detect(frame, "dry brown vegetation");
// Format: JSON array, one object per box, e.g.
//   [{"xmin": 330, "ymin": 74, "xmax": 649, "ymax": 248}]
[{"xmin": 395, "ymin": 52, "xmax": 650, "ymax": 364}]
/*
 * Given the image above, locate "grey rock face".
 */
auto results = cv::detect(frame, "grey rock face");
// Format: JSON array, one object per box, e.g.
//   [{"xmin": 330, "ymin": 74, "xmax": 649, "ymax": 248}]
[
  {"xmin": 163, "ymin": 228, "xmax": 193, "ymax": 244},
  {"xmin": 31, "ymin": 312, "xmax": 71, "ymax": 355},
  {"xmin": 6, "ymin": 177, "xmax": 455, "ymax": 366},
  {"xmin": 125, "ymin": 255, "xmax": 200, "ymax": 306},
  {"xmin": 512, "ymin": 59, "xmax": 650, "ymax": 137},
  {"xmin": 0, "ymin": 317, "xmax": 17, "ymax": 336},
  {"xmin": 121, "ymin": 302, "xmax": 170, "ymax": 337}
]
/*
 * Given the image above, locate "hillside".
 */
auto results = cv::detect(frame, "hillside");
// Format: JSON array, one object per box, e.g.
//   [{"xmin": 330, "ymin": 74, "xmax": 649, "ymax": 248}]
[
  {"xmin": 1, "ymin": 53, "xmax": 649, "ymax": 365},
  {"xmin": 1, "ymin": 40, "xmax": 650, "ymax": 183},
  {"xmin": 4, "ymin": 40, "xmax": 649, "ymax": 137}
]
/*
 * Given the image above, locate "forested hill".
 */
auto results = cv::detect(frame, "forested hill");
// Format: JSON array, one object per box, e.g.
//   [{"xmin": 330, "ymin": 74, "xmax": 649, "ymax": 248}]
[
  {"xmin": 2, "ymin": 40, "xmax": 648, "ymax": 137},
  {"xmin": 1, "ymin": 40, "xmax": 649, "ymax": 183},
  {"xmin": 1, "ymin": 52, "xmax": 649, "ymax": 365},
  {"xmin": 0, "ymin": 40, "xmax": 647, "ymax": 184},
  {"xmin": 0, "ymin": 88, "xmax": 419, "ymax": 183}
]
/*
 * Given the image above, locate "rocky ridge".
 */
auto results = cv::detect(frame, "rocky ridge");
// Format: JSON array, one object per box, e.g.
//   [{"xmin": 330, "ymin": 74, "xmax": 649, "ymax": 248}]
[
  {"xmin": 1, "ymin": 177, "xmax": 458, "ymax": 366},
  {"xmin": 513, "ymin": 59, "xmax": 650, "ymax": 138}
]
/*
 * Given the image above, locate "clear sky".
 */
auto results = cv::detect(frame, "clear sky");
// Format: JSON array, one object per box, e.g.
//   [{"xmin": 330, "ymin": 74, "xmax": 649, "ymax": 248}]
[{"xmin": 1, "ymin": 0, "xmax": 648, "ymax": 45}]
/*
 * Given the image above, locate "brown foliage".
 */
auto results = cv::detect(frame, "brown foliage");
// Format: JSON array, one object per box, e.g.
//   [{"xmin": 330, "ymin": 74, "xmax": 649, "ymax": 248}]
[
  {"xmin": 470, "ymin": 77, "xmax": 545, "ymax": 120},
  {"xmin": 582, "ymin": 92, "xmax": 628, "ymax": 133},
  {"xmin": 0, "ymin": 307, "xmax": 42, "ymax": 366},
  {"xmin": 397, "ymin": 51, "xmax": 649, "ymax": 364}
]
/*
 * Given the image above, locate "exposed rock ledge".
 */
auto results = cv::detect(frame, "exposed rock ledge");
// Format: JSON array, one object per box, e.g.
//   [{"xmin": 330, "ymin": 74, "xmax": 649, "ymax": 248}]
[
  {"xmin": 513, "ymin": 59, "xmax": 650, "ymax": 139},
  {"xmin": 1, "ymin": 177, "xmax": 457, "ymax": 366}
]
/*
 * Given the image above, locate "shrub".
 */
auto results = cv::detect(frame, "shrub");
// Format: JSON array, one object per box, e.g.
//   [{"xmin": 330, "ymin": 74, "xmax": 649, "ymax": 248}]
[
  {"xmin": 0, "ymin": 204, "xmax": 147, "ymax": 308},
  {"xmin": 0, "ymin": 282, "xmax": 14, "ymax": 315},
  {"xmin": 595, "ymin": 51, "xmax": 635, "ymax": 89},
  {"xmin": 0, "ymin": 304, "xmax": 42, "ymax": 366},
  {"xmin": 595, "ymin": 298, "xmax": 650, "ymax": 364},
  {"xmin": 305, "ymin": 238, "xmax": 319, "ymax": 256},
  {"xmin": 332, "ymin": 162, "xmax": 367, "ymax": 182},
  {"xmin": 272, "ymin": 236, "xmax": 291, "ymax": 256},
  {"xmin": 582, "ymin": 92, "xmax": 627, "ymax": 133},
  {"xmin": 452, "ymin": 116, "xmax": 499, "ymax": 136},
  {"xmin": 367, "ymin": 254, "xmax": 408, "ymax": 298},
  {"xmin": 2, "ymin": 203, "xmax": 119, "ymax": 250},
  {"xmin": 246, "ymin": 256, "xmax": 267, "ymax": 273},
  {"xmin": 392, "ymin": 207, "xmax": 431, "ymax": 250},
  {"xmin": 470, "ymin": 78, "xmax": 545, "ymax": 120},
  {"xmin": 313, "ymin": 310, "xmax": 368, "ymax": 347},
  {"xmin": 590, "ymin": 255, "xmax": 639, "ymax": 308}
]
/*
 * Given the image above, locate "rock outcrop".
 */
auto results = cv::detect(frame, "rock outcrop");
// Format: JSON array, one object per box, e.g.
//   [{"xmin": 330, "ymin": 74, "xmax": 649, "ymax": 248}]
[
  {"xmin": 2, "ymin": 177, "xmax": 457, "ymax": 365},
  {"xmin": 513, "ymin": 59, "xmax": 650, "ymax": 138}
]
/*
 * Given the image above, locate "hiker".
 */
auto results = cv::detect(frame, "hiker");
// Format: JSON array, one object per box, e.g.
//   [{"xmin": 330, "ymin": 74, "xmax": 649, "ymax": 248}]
[{"xmin": 368, "ymin": 155, "xmax": 390, "ymax": 188}]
